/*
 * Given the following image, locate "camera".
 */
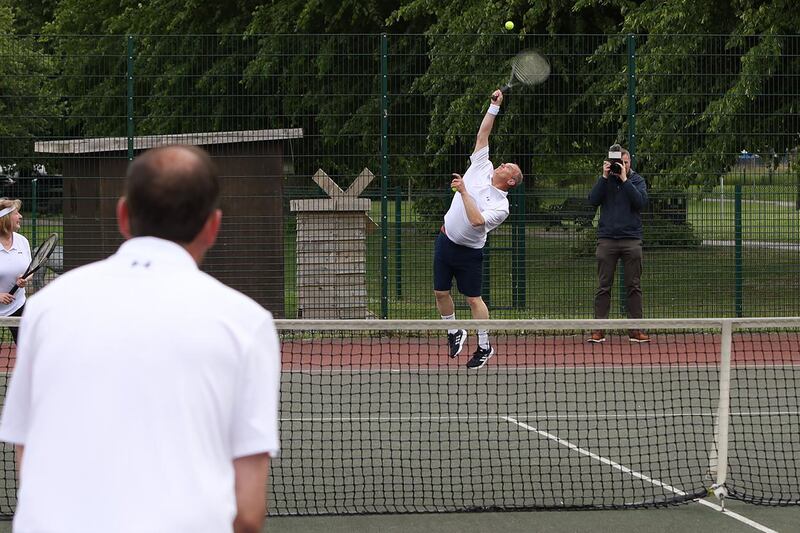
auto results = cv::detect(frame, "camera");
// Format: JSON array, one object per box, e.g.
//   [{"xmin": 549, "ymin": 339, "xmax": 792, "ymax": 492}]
[{"xmin": 607, "ymin": 144, "xmax": 624, "ymax": 177}]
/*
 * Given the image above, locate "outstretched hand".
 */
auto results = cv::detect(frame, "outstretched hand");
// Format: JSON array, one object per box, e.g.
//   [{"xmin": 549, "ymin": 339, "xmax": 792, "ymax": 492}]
[{"xmin": 450, "ymin": 173, "xmax": 465, "ymax": 193}]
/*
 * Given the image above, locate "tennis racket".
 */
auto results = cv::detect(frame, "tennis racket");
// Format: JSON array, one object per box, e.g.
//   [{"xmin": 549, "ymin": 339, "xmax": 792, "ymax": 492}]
[
  {"xmin": 9, "ymin": 233, "xmax": 59, "ymax": 295},
  {"xmin": 496, "ymin": 49, "xmax": 551, "ymax": 97}
]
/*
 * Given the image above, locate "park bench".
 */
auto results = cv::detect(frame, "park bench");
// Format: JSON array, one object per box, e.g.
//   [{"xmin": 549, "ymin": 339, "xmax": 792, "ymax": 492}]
[{"xmin": 542, "ymin": 196, "xmax": 596, "ymax": 230}]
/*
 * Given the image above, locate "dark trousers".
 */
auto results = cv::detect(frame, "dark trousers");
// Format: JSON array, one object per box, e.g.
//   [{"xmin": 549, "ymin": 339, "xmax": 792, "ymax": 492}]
[{"xmin": 594, "ymin": 238, "xmax": 643, "ymax": 319}]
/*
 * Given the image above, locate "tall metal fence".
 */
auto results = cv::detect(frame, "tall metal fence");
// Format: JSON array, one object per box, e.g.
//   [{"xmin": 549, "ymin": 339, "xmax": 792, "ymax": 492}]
[{"xmin": 1, "ymin": 33, "xmax": 799, "ymax": 319}]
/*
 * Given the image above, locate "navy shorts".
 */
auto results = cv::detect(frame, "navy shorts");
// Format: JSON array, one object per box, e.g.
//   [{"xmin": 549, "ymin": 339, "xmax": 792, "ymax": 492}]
[{"xmin": 433, "ymin": 231, "xmax": 484, "ymax": 297}]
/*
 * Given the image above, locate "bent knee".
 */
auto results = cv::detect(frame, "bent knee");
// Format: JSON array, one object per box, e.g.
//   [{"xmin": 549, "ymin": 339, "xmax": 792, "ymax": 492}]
[{"xmin": 465, "ymin": 295, "xmax": 484, "ymax": 306}]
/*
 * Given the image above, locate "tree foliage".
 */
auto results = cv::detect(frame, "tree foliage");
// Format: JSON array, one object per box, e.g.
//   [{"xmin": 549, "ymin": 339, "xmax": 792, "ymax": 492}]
[
  {"xmin": 3, "ymin": 0, "xmax": 798, "ymax": 190},
  {"xmin": 0, "ymin": 2, "xmax": 59, "ymax": 166}
]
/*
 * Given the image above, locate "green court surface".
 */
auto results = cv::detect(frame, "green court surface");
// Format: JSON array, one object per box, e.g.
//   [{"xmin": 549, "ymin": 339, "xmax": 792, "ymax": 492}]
[{"xmin": 1, "ymin": 502, "xmax": 799, "ymax": 532}]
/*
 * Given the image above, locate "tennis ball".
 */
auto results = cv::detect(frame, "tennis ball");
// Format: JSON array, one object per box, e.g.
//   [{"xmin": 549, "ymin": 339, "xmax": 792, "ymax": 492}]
[{"xmin": 505, "ymin": 21, "xmax": 514, "ymax": 31}]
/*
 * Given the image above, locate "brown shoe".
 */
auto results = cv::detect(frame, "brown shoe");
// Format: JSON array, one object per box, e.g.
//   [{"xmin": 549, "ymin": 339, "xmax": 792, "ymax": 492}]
[
  {"xmin": 628, "ymin": 330, "xmax": 650, "ymax": 343},
  {"xmin": 588, "ymin": 330, "xmax": 606, "ymax": 343}
]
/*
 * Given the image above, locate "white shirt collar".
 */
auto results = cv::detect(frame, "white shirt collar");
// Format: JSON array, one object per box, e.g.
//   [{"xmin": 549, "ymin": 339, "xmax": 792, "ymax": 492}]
[
  {"xmin": 114, "ymin": 237, "xmax": 198, "ymax": 270},
  {"xmin": 490, "ymin": 184, "xmax": 509, "ymax": 198},
  {"xmin": 1, "ymin": 233, "xmax": 21, "ymax": 253}
]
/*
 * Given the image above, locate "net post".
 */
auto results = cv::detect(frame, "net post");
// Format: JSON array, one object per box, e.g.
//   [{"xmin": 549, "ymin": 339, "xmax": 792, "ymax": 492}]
[{"xmin": 713, "ymin": 319, "xmax": 733, "ymax": 507}]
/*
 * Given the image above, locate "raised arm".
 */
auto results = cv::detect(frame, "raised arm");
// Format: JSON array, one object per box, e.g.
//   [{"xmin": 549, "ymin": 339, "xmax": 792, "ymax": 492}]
[{"xmin": 474, "ymin": 90, "xmax": 503, "ymax": 154}]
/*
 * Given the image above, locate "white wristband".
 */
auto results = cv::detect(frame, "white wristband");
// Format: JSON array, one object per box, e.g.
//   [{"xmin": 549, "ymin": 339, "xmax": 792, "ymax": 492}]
[{"xmin": 487, "ymin": 104, "xmax": 500, "ymax": 116}]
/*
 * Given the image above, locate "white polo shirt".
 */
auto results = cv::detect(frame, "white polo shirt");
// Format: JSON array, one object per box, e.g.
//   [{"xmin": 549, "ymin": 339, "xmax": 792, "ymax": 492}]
[
  {"xmin": 0, "ymin": 237, "xmax": 281, "ymax": 533},
  {"xmin": 443, "ymin": 146, "xmax": 509, "ymax": 249},
  {"xmin": 0, "ymin": 232, "xmax": 31, "ymax": 316}
]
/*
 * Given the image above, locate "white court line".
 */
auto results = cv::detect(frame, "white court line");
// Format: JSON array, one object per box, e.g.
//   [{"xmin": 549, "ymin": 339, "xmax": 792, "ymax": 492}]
[
  {"xmin": 698, "ymin": 499, "xmax": 780, "ymax": 533},
  {"xmin": 504, "ymin": 416, "xmax": 778, "ymax": 533},
  {"xmin": 280, "ymin": 410, "xmax": 800, "ymax": 423}
]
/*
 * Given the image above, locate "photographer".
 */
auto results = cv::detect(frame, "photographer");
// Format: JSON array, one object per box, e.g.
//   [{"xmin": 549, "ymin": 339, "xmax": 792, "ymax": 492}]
[{"xmin": 587, "ymin": 144, "xmax": 649, "ymax": 343}]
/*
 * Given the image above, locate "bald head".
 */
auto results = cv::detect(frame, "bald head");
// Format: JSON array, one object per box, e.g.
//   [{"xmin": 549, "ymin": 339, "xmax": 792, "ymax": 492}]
[
  {"xmin": 125, "ymin": 145, "xmax": 219, "ymax": 243},
  {"xmin": 492, "ymin": 162, "xmax": 524, "ymax": 191}
]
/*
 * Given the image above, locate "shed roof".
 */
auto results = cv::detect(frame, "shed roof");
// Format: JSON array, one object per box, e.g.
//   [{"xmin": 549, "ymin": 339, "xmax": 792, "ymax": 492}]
[{"xmin": 34, "ymin": 128, "xmax": 303, "ymax": 154}]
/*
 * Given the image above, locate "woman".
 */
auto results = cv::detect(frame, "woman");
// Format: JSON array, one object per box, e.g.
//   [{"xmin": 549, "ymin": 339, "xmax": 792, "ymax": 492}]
[{"xmin": 0, "ymin": 198, "xmax": 31, "ymax": 344}]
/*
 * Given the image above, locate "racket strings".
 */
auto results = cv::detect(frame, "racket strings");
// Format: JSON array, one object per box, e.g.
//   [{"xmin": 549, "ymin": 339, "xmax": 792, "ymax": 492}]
[
  {"xmin": 30, "ymin": 235, "xmax": 58, "ymax": 269},
  {"xmin": 512, "ymin": 52, "xmax": 551, "ymax": 86}
]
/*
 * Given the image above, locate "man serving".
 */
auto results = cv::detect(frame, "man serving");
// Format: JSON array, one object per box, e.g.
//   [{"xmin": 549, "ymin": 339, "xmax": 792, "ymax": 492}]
[{"xmin": 434, "ymin": 89, "xmax": 523, "ymax": 370}]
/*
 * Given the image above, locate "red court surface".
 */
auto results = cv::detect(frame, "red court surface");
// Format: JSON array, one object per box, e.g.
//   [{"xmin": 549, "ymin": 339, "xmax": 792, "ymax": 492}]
[
  {"xmin": 280, "ymin": 332, "xmax": 800, "ymax": 369},
  {"xmin": 0, "ymin": 332, "xmax": 796, "ymax": 372}
]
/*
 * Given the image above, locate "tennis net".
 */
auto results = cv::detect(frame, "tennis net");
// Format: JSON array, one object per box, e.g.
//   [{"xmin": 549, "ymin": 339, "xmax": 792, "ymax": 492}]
[
  {"xmin": 269, "ymin": 318, "xmax": 800, "ymax": 514},
  {"xmin": 0, "ymin": 317, "xmax": 797, "ymax": 517}
]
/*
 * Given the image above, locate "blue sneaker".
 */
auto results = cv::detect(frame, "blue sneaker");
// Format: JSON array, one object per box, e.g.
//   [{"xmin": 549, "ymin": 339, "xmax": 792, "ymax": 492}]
[
  {"xmin": 447, "ymin": 329, "xmax": 467, "ymax": 358},
  {"xmin": 466, "ymin": 345, "xmax": 494, "ymax": 369}
]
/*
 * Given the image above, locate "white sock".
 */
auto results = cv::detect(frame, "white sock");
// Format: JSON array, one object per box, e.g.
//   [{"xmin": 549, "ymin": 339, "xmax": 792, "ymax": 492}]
[
  {"xmin": 478, "ymin": 330, "xmax": 489, "ymax": 349},
  {"xmin": 441, "ymin": 313, "xmax": 457, "ymax": 335}
]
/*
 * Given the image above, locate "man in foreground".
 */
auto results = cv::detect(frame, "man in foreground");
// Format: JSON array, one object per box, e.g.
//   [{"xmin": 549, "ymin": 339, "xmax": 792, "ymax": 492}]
[{"xmin": 0, "ymin": 145, "xmax": 281, "ymax": 533}]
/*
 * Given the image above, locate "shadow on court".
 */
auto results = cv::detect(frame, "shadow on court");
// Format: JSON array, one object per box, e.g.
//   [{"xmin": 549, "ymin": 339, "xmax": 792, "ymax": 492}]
[{"xmin": 267, "ymin": 499, "xmax": 799, "ymax": 533}]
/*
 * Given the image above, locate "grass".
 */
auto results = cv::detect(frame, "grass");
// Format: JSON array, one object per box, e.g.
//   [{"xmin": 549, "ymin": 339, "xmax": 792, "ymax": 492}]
[
  {"xmin": 24, "ymin": 192, "xmax": 800, "ymax": 320},
  {"xmin": 719, "ymin": 164, "xmax": 799, "ymax": 187},
  {"xmin": 284, "ymin": 221, "xmax": 800, "ymax": 319},
  {"xmin": 18, "ymin": 215, "xmax": 65, "ymax": 247},
  {"xmin": 285, "ymin": 188, "xmax": 800, "ymax": 319},
  {"xmin": 689, "ymin": 196, "xmax": 800, "ymax": 243}
]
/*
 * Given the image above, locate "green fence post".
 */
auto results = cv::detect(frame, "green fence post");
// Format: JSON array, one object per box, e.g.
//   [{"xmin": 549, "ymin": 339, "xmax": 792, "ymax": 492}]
[
  {"xmin": 627, "ymin": 34, "xmax": 637, "ymax": 160},
  {"xmin": 395, "ymin": 186, "xmax": 402, "ymax": 298},
  {"xmin": 380, "ymin": 33, "xmax": 390, "ymax": 319},
  {"xmin": 512, "ymin": 180, "xmax": 526, "ymax": 309},
  {"xmin": 127, "ymin": 35, "xmax": 135, "ymax": 161},
  {"xmin": 31, "ymin": 178, "xmax": 38, "ymax": 249},
  {"xmin": 619, "ymin": 33, "xmax": 637, "ymax": 315},
  {"xmin": 796, "ymin": 160, "xmax": 800, "ymax": 210},
  {"xmin": 734, "ymin": 184, "xmax": 743, "ymax": 317}
]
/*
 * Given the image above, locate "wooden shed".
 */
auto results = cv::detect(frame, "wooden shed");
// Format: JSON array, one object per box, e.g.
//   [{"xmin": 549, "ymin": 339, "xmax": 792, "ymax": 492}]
[{"xmin": 34, "ymin": 128, "xmax": 303, "ymax": 317}]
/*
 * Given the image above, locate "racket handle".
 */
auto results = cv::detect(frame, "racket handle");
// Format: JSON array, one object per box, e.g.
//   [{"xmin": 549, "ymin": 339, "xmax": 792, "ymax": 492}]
[
  {"xmin": 500, "ymin": 84, "xmax": 511, "ymax": 95},
  {"xmin": 8, "ymin": 284, "xmax": 18, "ymax": 296}
]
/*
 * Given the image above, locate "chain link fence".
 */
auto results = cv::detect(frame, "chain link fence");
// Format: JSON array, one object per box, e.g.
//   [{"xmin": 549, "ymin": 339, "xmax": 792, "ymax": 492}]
[{"xmin": 1, "ymin": 33, "xmax": 798, "ymax": 318}]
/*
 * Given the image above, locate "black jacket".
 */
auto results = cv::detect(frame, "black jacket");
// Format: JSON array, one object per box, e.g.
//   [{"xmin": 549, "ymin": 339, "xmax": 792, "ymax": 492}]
[{"xmin": 587, "ymin": 171, "xmax": 648, "ymax": 239}]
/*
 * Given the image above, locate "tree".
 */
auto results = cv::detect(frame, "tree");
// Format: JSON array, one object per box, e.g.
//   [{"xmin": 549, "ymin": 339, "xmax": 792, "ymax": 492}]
[
  {"xmin": 575, "ymin": 0, "xmax": 800, "ymax": 187},
  {"xmin": 0, "ymin": 3, "xmax": 59, "ymax": 167},
  {"xmin": 9, "ymin": 0, "xmax": 58, "ymax": 35}
]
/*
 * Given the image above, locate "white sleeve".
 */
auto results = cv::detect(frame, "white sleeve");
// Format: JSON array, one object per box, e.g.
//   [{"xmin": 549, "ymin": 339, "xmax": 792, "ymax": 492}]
[
  {"xmin": 482, "ymin": 209, "xmax": 509, "ymax": 232},
  {"xmin": 230, "ymin": 317, "xmax": 282, "ymax": 458},
  {"xmin": 470, "ymin": 145, "xmax": 489, "ymax": 165},
  {"xmin": 0, "ymin": 311, "xmax": 37, "ymax": 444}
]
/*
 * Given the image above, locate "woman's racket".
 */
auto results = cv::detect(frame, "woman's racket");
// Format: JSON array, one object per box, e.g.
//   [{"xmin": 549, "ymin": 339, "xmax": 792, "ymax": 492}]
[
  {"xmin": 9, "ymin": 233, "xmax": 59, "ymax": 295},
  {"xmin": 497, "ymin": 49, "xmax": 551, "ymax": 96}
]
